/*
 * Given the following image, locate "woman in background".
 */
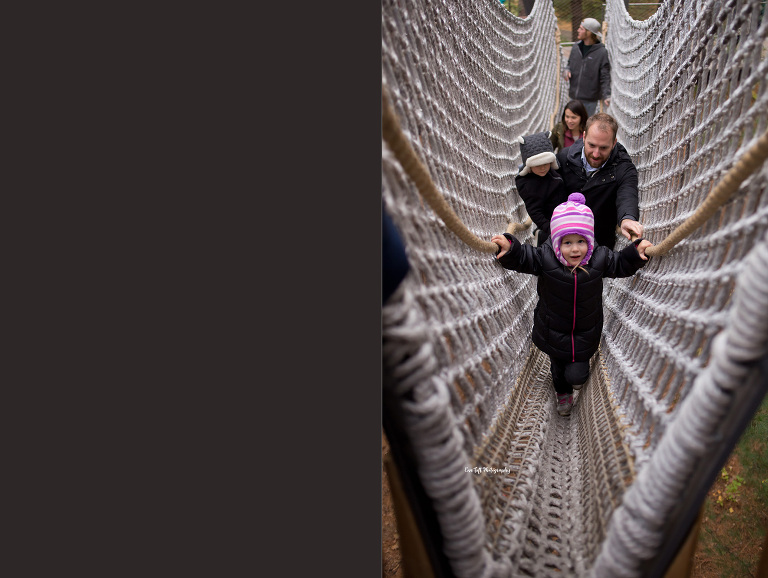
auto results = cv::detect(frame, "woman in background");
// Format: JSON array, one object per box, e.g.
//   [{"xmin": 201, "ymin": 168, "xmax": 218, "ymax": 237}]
[{"xmin": 550, "ymin": 100, "xmax": 589, "ymax": 152}]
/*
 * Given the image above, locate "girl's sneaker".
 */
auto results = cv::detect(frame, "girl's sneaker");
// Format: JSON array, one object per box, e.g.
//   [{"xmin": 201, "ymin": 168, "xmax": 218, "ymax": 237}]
[{"xmin": 557, "ymin": 393, "xmax": 573, "ymax": 416}]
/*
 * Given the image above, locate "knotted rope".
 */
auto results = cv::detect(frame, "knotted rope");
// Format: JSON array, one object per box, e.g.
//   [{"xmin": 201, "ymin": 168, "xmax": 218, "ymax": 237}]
[{"xmin": 382, "ymin": 87, "xmax": 530, "ymax": 254}]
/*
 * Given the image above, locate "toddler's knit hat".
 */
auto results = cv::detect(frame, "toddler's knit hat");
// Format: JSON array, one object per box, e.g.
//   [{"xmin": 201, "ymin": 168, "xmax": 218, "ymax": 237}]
[
  {"xmin": 550, "ymin": 192, "xmax": 595, "ymax": 266},
  {"xmin": 581, "ymin": 18, "xmax": 603, "ymax": 41},
  {"xmin": 517, "ymin": 131, "xmax": 559, "ymax": 176}
]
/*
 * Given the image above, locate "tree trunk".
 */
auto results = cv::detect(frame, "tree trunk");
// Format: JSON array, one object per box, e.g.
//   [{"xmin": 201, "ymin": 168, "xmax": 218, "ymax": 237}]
[
  {"xmin": 571, "ymin": 0, "xmax": 583, "ymax": 43},
  {"xmin": 520, "ymin": 0, "xmax": 535, "ymax": 17}
]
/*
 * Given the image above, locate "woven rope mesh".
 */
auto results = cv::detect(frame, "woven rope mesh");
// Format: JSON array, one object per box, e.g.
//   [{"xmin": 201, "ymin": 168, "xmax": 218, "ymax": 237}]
[{"xmin": 382, "ymin": 0, "xmax": 768, "ymax": 576}]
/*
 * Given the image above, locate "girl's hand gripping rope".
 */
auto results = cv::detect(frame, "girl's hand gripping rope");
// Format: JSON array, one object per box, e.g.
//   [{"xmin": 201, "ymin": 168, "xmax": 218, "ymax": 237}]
[
  {"xmin": 635, "ymin": 239, "xmax": 653, "ymax": 260},
  {"xmin": 629, "ymin": 231, "xmax": 654, "ymax": 261},
  {"xmin": 492, "ymin": 234, "xmax": 511, "ymax": 259}
]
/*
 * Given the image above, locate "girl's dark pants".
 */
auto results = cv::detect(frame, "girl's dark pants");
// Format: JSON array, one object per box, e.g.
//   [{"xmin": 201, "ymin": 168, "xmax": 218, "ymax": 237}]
[{"xmin": 549, "ymin": 356, "xmax": 590, "ymax": 394}]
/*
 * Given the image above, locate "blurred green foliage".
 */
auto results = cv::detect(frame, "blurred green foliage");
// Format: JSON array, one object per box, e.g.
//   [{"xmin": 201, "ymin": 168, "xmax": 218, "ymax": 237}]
[{"xmin": 553, "ymin": 0, "xmax": 605, "ymax": 22}]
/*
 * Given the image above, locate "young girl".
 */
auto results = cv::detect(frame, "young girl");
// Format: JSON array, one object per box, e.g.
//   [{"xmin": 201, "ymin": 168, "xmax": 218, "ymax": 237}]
[
  {"xmin": 491, "ymin": 193, "xmax": 653, "ymax": 416},
  {"xmin": 550, "ymin": 100, "xmax": 589, "ymax": 152}
]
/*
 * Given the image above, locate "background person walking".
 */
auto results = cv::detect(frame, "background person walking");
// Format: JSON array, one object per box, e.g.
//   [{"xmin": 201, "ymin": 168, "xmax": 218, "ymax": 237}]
[{"xmin": 564, "ymin": 18, "xmax": 611, "ymax": 116}]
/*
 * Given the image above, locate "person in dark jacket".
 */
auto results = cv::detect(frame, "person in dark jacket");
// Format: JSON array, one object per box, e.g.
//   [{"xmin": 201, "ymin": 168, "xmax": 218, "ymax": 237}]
[
  {"xmin": 556, "ymin": 113, "xmax": 644, "ymax": 249},
  {"xmin": 491, "ymin": 193, "xmax": 652, "ymax": 416},
  {"xmin": 514, "ymin": 131, "xmax": 567, "ymax": 246},
  {"xmin": 564, "ymin": 18, "xmax": 611, "ymax": 116}
]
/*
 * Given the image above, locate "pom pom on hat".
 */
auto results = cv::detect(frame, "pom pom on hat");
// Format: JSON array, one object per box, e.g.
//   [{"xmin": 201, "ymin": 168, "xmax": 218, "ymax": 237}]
[
  {"xmin": 568, "ymin": 192, "xmax": 586, "ymax": 204},
  {"xmin": 517, "ymin": 131, "xmax": 559, "ymax": 176},
  {"xmin": 550, "ymin": 193, "xmax": 595, "ymax": 266}
]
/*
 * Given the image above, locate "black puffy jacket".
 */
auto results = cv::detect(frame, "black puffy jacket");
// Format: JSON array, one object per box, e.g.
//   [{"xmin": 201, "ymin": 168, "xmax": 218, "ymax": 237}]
[
  {"xmin": 515, "ymin": 169, "xmax": 567, "ymax": 242},
  {"xmin": 497, "ymin": 234, "xmax": 648, "ymax": 362},
  {"xmin": 555, "ymin": 141, "xmax": 639, "ymax": 249}
]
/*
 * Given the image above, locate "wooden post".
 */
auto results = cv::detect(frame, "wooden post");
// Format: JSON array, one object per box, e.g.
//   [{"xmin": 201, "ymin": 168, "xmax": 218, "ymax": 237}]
[
  {"xmin": 663, "ymin": 509, "xmax": 703, "ymax": 578},
  {"xmin": 384, "ymin": 455, "xmax": 435, "ymax": 578},
  {"xmin": 755, "ymin": 528, "xmax": 768, "ymax": 577}
]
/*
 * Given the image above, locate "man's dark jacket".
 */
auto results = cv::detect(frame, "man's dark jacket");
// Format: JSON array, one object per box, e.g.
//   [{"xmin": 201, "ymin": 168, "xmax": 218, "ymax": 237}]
[
  {"xmin": 555, "ymin": 141, "xmax": 639, "ymax": 249},
  {"xmin": 497, "ymin": 234, "xmax": 647, "ymax": 362}
]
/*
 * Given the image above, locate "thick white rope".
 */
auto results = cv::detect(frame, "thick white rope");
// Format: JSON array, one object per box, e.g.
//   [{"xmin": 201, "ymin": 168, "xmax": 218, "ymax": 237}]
[{"xmin": 591, "ymin": 228, "xmax": 768, "ymax": 577}]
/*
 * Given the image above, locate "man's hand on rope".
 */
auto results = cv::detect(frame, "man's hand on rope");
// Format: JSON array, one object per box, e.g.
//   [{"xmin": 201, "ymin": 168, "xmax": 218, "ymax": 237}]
[
  {"xmin": 492, "ymin": 235, "xmax": 511, "ymax": 259},
  {"xmin": 620, "ymin": 218, "xmax": 644, "ymax": 242}
]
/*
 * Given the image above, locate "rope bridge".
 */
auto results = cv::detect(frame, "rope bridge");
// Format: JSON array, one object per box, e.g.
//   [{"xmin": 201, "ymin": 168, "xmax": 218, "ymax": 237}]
[{"xmin": 381, "ymin": 0, "xmax": 768, "ymax": 576}]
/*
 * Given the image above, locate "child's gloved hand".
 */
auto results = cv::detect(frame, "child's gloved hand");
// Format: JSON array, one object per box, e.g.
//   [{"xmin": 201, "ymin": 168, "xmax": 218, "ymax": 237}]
[
  {"xmin": 491, "ymin": 235, "xmax": 511, "ymax": 259},
  {"xmin": 636, "ymin": 239, "xmax": 653, "ymax": 260}
]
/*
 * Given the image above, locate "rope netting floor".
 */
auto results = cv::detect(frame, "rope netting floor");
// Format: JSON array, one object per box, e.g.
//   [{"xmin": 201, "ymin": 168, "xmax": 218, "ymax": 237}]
[{"xmin": 468, "ymin": 348, "xmax": 632, "ymax": 576}]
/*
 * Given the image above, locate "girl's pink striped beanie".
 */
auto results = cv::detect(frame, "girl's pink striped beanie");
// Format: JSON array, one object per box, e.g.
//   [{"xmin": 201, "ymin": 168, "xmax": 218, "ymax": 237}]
[{"xmin": 551, "ymin": 192, "xmax": 595, "ymax": 266}]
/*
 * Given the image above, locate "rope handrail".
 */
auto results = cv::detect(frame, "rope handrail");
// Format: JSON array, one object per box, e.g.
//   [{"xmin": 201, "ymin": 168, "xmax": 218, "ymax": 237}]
[
  {"xmin": 644, "ymin": 128, "xmax": 768, "ymax": 256},
  {"xmin": 382, "ymin": 87, "xmax": 530, "ymax": 254},
  {"xmin": 383, "ymin": 81, "xmax": 768, "ymax": 259}
]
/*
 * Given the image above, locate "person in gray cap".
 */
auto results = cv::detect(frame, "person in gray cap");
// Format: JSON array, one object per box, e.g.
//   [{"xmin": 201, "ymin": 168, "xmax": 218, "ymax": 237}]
[{"xmin": 564, "ymin": 18, "xmax": 611, "ymax": 117}]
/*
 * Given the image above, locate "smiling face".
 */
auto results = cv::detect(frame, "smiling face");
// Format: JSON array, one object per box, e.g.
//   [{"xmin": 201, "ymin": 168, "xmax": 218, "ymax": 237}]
[
  {"xmin": 563, "ymin": 108, "xmax": 583, "ymax": 134},
  {"xmin": 583, "ymin": 125, "xmax": 616, "ymax": 168},
  {"xmin": 560, "ymin": 234, "xmax": 588, "ymax": 266}
]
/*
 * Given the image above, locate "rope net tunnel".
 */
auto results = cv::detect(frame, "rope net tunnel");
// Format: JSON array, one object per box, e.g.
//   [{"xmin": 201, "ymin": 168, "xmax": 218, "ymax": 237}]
[{"xmin": 381, "ymin": 0, "xmax": 768, "ymax": 577}]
